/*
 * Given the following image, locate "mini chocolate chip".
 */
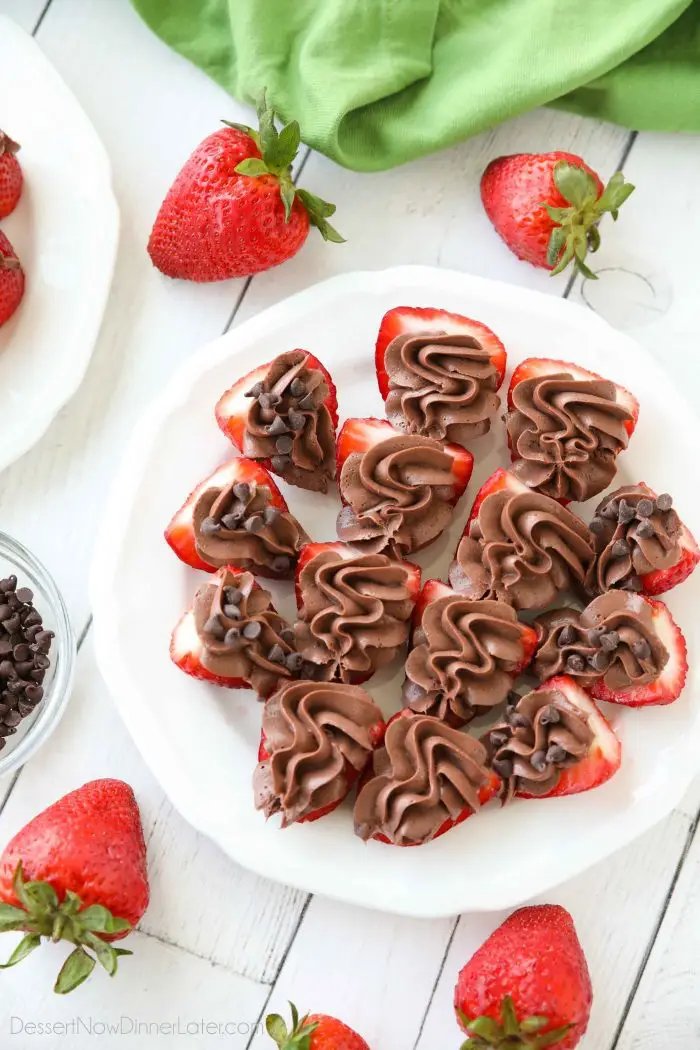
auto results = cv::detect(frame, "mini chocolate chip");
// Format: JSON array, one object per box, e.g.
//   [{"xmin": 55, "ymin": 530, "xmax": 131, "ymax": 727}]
[
  {"xmin": 15, "ymin": 587, "xmax": 33, "ymax": 604},
  {"xmin": 611, "ymin": 539, "xmax": 630, "ymax": 558},
  {"xmin": 298, "ymin": 393, "xmax": 315, "ymax": 411},
  {"xmin": 244, "ymin": 515, "xmax": 264, "ymax": 534},
  {"xmin": 17, "ymin": 700, "xmax": 35, "ymax": 718},
  {"xmin": 275, "ymin": 435, "xmax": 293, "ymax": 455},
  {"xmin": 289, "ymin": 378, "xmax": 306, "ymax": 398},
  {"xmin": 246, "ymin": 381, "xmax": 263, "ymax": 398},
  {"xmin": 566, "ymin": 654, "xmax": 586, "ymax": 673},
  {"xmin": 233, "ymin": 482, "xmax": 251, "ymax": 502},
  {"xmin": 272, "ymin": 556, "xmax": 291, "ymax": 574},
  {"xmin": 656, "ymin": 493, "xmax": 673, "ymax": 512},
  {"xmin": 200, "ymin": 517, "xmax": 220, "ymax": 536},
  {"xmin": 0, "ymin": 605, "xmax": 11, "ymax": 623},
  {"xmin": 285, "ymin": 652, "xmax": 304, "ymax": 672},
  {"xmin": 601, "ymin": 500, "xmax": 619, "ymax": 520},
  {"xmin": 509, "ymin": 712, "xmax": 531, "ymax": 730},
  {"xmin": 268, "ymin": 644, "xmax": 285, "ymax": 664},
  {"xmin": 492, "ymin": 757, "xmax": 514, "ymax": 779},
  {"xmin": 33, "ymin": 653, "xmax": 51, "ymax": 670},
  {"xmin": 631, "ymin": 638, "xmax": 651, "ymax": 660},
  {"xmin": 9, "ymin": 633, "xmax": 24, "ymax": 647},
  {"xmin": 0, "ymin": 638, "xmax": 10, "ymax": 656},
  {"xmin": 589, "ymin": 516, "xmax": 606, "ymax": 534},
  {"xmin": 12, "ymin": 644, "xmax": 30, "ymax": 662},
  {"xmin": 288, "ymin": 410, "xmax": 305, "ymax": 432},
  {"xmin": 29, "ymin": 669, "xmax": 45, "ymax": 684},
  {"xmin": 618, "ymin": 499, "xmax": 635, "ymax": 524},
  {"xmin": 557, "ymin": 625, "xmax": 577, "ymax": 647},
  {"xmin": 600, "ymin": 631, "xmax": 620, "ymax": 652},
  {"xmin": 531, "ymin": 750, "xmax": 548, "ymax": 773},
  {"xmin": 636, "ymin": 498, "xmax": 655, "ymax": 519},
  {"xmin": 0, "ymin": 660, "xmax": 14, "ymax": 678},
  {"xmin": 267, "ymin": 416, "xmax": 288, "ymax": 437},
  {"xmin": 0, "ymin": 576, "xmax": 17, "ymax": 593},
  {"xmin": 540, "ymin": 705, "xmax": 561, "ymax": 725},
  {"xmin": 264, "ymin": 506, "xmax": 280, "ymax": 524},
  {"xmin": 636, "ymin": 519, "xmax": 655, "ymax": 539},
  {"xmin": 224, "ymin": 628, "xmax": 241, "ymax": 645},
  {"xmin": 0, "ymin": 703, "xmax": 8, "ymax": 718},
  {"xmin": 587, "ymin": 626, "xmax": 606, "ymax": 647},
  {"xmin": 623, "ymin": 576, "xmax": 643, "ymax": 592},
  {"xmin": 280, "ymin": 628, "xmax": 296, "ymax": 645},
  {"xmin": 267, "ymin": 393, "xmax": 282, "ymax": 407},
  {"xmin": 3, "ymin": 709, "xmax": 21, "ymax": 728},
  {"xmin": 589, "ymin": 650, "xmax": 610, "ymax": 672},
  {"xmin": 218, "ymin": 514, "xmax": 237, "ymax": 530},
  {"xmin": 546, "ymin": 744, "xmax": 568, "ymax": 765},
  {"xmin": 204, "ymin": 616, "xmax": 225, "ymax": 639},
  {"xmin": 242, "ymin": 621, "xmax": 262, "ymax": 640},
  {"xmin": 34, "ymin": 630, "xmax": 53, "ymax": 648},
  {"xmin": 24, "ymin": 686, "xmax": 43, "ymax": 705},
  {"xmin": 4, "ymin": 614, "xmax": 20, "ymax": 633},
  {"xmin": 6, "ymin": 678, "xmax": 24, "ymax": 694},
  {"xmin": 271, "ymin": 455, "xmax": 291, "ymax": 473},
  {"xmin": 257, "ymin": 392, "xmax": 272, "ymax": 411},
  {"xmin": 23, "ymin": 611, "xmax": 42, "ymax": 628},
  {"xmin": 489, "ymin": 730, "xmax": 509, "ymax": 748},
  {"xmin": 224, "ymin": 587, "xmax": 242, "ymax": 606},
  {"xmin": 223, "ymin": 604, "xmax": 241, "ymax": 620}
]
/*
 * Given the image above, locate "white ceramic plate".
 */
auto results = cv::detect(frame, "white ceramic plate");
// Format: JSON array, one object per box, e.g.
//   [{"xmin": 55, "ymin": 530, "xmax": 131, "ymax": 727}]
[
  {"xmin": 0, "ymin": 17, "xmax": 118, "ymax": 472},
  {"xmin": 91, "ymin": 266, "xmax": 700, "ymax": 917}
]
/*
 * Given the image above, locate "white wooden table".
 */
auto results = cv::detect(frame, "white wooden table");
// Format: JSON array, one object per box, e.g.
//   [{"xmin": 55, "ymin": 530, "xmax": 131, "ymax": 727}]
[{"xmin": 1, "ymin": 3, "xmax": 699, "ymax": 1046}]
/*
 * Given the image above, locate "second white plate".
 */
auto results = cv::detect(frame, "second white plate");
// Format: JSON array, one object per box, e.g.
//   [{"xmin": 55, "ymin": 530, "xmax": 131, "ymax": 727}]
[{"xmin": 92, "ymin": 266, "xmax": 700, "ymax": 917}]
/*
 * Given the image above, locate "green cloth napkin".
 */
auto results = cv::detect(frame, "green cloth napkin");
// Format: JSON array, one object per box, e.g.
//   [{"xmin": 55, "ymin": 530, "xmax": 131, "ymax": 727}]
[{"xmin": 132, "ymin": 0, "xmax": 699, "ymax": 172}]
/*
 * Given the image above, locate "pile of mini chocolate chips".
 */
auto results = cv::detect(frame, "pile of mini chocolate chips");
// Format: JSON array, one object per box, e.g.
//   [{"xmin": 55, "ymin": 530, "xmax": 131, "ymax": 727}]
[
  {"xmin": 0, "ymin": 575, "xmax": 53, "ymax": 752},
  {"xmin": 590, "ymin": 492, "xmax": 677, "ymax": 592},
  {"xmin": 245, "ymin": 375, "xmax": 314, "ymax": 473},
  {"xmin": 199, "ymin": 482, "xmax": 292, "ymax": 575}
]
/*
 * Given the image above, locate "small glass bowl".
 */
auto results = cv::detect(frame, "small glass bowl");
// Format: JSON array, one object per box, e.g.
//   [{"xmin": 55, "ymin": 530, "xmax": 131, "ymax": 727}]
[{"xmin": 0, "ymin": 532, "xmax": 76, "ymax": 777}]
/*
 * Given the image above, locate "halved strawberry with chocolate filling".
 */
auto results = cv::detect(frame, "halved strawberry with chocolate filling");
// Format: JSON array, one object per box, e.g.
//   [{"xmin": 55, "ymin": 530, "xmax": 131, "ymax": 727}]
[
  {"xmin": 507, "ymin": 358, "xmax": 639, "ymax": 433},
  {"xmin": 485, "ymin": 676, "xmax": 621, "ymax": 801},
  {"xmin": 294, "ymin": 540, "xmax": 422, "ymax": 614},
  {"xmin": 336, "ymin": 417, "xmax": 473, "ymax": 559},
  {"xmin": 170, "ymin": 608, "xmax": 246, "ymax": 688},
  {"xmin": 165, "ymin": 457, "xmax": 308, "ymax": 578},
  {"xmin": 587, "ymin": 597, "xmax": 687, "ymax": 707},
  {"xmin": 215, "ymin": 350, "xmax": 338, "ymax": 493}
]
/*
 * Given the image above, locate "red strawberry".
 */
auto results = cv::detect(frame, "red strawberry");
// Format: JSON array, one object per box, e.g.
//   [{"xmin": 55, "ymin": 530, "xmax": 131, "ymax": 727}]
[
  {"xmin": 0, "ymin": 780, "xmax": 148, "ymax": 994},
  {"xmin": 0, "ymin": 130, "xmax": 22, "ymax": 219},
  {"xmin": 615, "ymin": 483, "xmax": 700, "ymax": 597},
  {"xmin": 295, "ymin": 540, "xmax": 421, "ymax": 614},
  {"xmin": 519, "ymin": 677, "xmax": 621, "ymax": 799},
  {"xmin": 508, "ymin": 357, "xmax": 639, "ymax": 438},
  {"xmin": 588, "ymin": 598, "xmax": 687, "ymax": 708},
  {"xmin": 266, "ymin": 1003, "xmax": 370, "ymax": 1050},
  {"xmin": 170, "ymin": 609, "xmax": 247, "ymax": 689},
  {"xmin": 336, "ymin": 417, "xmax": 474, "ymax": 500},
  {"xmin": 481, "ymin": 151, "xmax": 634, "ymax": 278},
  {"xmin": 0, "ymin": 231, "xmax": 24, "ymax": 328},
  {"xmin": 374, "ymin": 305, "xmax": 506, "ymax": 400},
  {"xmin": 165, "ymin": 457, "xmax": 291, "ymax": 573},
  {"xmin": 414, "ymin": 578, "xmax": 538, "ymax": 673},
  {"xmin": 455, "ymin": 904, "xmax": 592, "ymax": 1049},
  {"xmin": 148, "ymin": 93, "xmax": 342, "ymax": 282}
]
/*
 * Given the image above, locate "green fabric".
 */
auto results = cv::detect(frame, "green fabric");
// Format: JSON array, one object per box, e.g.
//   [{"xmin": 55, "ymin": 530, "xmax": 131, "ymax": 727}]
[{"xmin": 131, "ymin": 0, "xmax": 700, "ymax": 172}]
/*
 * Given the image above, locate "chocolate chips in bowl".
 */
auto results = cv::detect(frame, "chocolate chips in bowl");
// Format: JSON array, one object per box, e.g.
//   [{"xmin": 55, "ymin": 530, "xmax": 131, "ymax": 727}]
[{"xmin": 0, "ymin": 533, "xmax": 76, "ymax": 776}]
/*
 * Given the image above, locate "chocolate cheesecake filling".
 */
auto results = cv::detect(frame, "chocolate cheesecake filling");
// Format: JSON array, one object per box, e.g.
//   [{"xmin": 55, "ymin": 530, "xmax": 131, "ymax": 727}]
[{"xmin": 591, "ymin": 486, "xmax": 682, "ymax": 592}]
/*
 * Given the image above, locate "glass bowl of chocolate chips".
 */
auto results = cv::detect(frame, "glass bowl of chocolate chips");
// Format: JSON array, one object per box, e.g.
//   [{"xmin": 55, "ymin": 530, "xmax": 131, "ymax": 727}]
[{"xmin": 0, "ymin": 532, "xmax": 76, "ymax": 776}]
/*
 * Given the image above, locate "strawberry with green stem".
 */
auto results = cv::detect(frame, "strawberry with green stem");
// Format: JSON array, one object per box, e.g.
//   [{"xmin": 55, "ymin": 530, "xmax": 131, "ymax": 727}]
[{"xmin": 266, "ymin": 1002, "xmax": 370, "ymax": 1050}]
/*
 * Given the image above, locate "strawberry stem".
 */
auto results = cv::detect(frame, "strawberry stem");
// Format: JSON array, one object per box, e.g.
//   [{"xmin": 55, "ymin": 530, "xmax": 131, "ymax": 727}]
[
  {"xmin": 459, "ymin": 996, "xmax": 573, "ymax": 1049},
  {"xmin": 266, "ymin": 1001, "xmax": 320, "ymax": 1049}
]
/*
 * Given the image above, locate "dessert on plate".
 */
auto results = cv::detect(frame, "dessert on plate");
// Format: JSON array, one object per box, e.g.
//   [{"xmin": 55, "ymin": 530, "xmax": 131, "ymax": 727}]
[
  {"xmin": 215, "ymin": 350, "xmax": 338, "ymax": 493},
  {"xmin": 483, "ymin": 676, "xmax": 621, "ymax": 802},
  {"xmin": 170, "ymin": 566, "xmax": 309, "ymax": 697},
  {"xmin": 374, "ymin": 306, "xmax": 506, "ymax": 443},
  {"xmin": 448, "ymin": 468, "xmax": 596, "ymax": 611},
  {"xmin": 336, "ymin": 416, "xmax": 473, "ymax": 558},
  {"xmin": 403, "ymin": 578, "xmax": 537, "ymax": 727},
  {"xmin": 165, "ymin": 457, "xmax": 308, "ymax": 578},
  {"xmin": 506, "ymin": 357, "xmax": 639, "ymax": 502},
  {"xmin": 294, "ymin": 541, "xmax": 420, "ymax": 683},
  {"xmin": 253, "ymin": 678, "xmax": 385, "ymax": 826},
  {"xmin": 590, "ymin": 483, "xmax": 699, "ymax": 596},
  {"xmin": 354, "ymin": 709, "xmax": 499, "ymax": 846}
]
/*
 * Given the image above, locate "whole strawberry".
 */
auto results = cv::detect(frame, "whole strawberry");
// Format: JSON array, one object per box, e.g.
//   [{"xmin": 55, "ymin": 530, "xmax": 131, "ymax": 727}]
[
  {"xmin": 0, "ymin": 230, "xmax": 25, "ymax": 328},
  {"xmin": 481, "ymin": 151, "xmax": 634, "ymax": 279},
  {"xmin": 455, "ymin": 905, "xmax": 592, "ymax": 1049},
  {"xmin": 0, "ymin": 129, "xmax": 22, "ymax": 219},
  {"xmin": 148, "ymin": 92, "xmax": 342, "ymax": 282},
  {"xmin": 0, "ymin": 779, "xmax": 149, "ymax": 994},
  {"xmin": 266, "ymin": 1002, "xmax": 370, "ymax": 1050}
]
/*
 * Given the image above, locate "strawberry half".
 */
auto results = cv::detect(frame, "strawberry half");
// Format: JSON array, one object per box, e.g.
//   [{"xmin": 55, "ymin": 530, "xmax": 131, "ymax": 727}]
[
  {"xmin": 294, "ymin": 540, "xmax": 421, "ymax": 614},
  {"xmin": 336, "ymin": 417, "xmax": 474, "ymax": 501},
  {"xmin": 588, "ymin": 598, "xmax": 688, "ymax": 707},
  {"xmin": 165, "ymin": 457, "xmax": 288, "ymax": 572},
  {"xmin": 170, "ymin": 609, "xmax": 247, "ymax": 688},
  {"xmin": 374, "ymin": 306, "xmax": 507, "ymax": 400},
  {"xmin": 215, "ymin": 350, "xmax": 339, "ymax": 452},
  {"xmin": 508, "ymin": 357, "xmax": 639, "ymax": 437},
  {"xmin": 518, "ymin": 677, "xmax": 621, "ymax": 799}
]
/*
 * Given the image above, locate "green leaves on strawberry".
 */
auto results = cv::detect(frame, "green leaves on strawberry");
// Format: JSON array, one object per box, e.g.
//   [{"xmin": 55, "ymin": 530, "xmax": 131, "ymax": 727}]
[
  {"xmin": 266, "ymin": 1002, "xmax": 319, "ymax": 1050},
  {"xmin": 543, "ymin": 162, "xmax": 634, "ymax": 279},
  {"xmin": 226, "ymin": 92, "xmax": 343, "ymax": 244},
  {"xmin": 459, "ymin": 996, "xmax": 572, "ymax": 1049},
  {"xmin": 0, "ymin": 862, "xmax": 132, "ymax": 994}
]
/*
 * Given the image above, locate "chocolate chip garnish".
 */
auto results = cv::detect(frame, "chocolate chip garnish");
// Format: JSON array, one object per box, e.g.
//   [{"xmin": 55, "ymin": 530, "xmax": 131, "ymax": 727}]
[
  {"xmin": 531, "ymin": 750, "xmax": 548, "ymax": 773},
  {"xmin": 611, "ymin": 539, "xmax": 630, "ymax": 558},
  {"xmin": 224, "ymin": 628, "xmax": 240, "ymax": 645},
  {"xmin": 600, "ymin": 631, "xmax": 620, "ymax": 652},
  {"xmin": 257, "ymin": 392, "xmax": 273, "ymax": 411},
  {"xmin": 636, "ymin": 519, "xmax": 656, "ymax": 539},
  {"xmin": 275, "ymin": 435, "xmax": 293, "ymax": 455},
  {"xmin": 589, "ymin": 516, "xmax": 606, "ymax": 534},
  {"xmin": 509, "ymin": 712, "xmax": 531, "ymax": 730},
  {"xmin": 246, "ymin": 381, "xmax": 263, "ymax": 398},
  {"xmin": 280, "ymin": 628, "xmax": 296, "ymax": 645},
  {"xmin": 268, "ymin": 644, "xmax": 285, "ymax": 664},
  {"xmin": 601, "ymin": 500, "xmax": 619, "ymax": 520},
  {"xmin": 272, "ymin": 556, "xmax": 291, "ymax": 574},
  {"xmin": 489, "ymin": 730, "xmax": 509, "ymax": 748},
  {"xmin": 203, "ymin": 616, "xmax": 225, "ymax": 639},
  {"xmin": 289, "ymin": 378, "xmax": 306, "ymax": 398},
  {"xmin": 285, "ymin": 652, "xmax": 304, "ymax": 672},
  {"xmin": 233, "ymin": 482, "xmax": 251, "ymax": 502},
  {"xmin": 636, "ymin": 498, "xmax": 655, "ymax": 519},
  {"xmin": 244, "ymin": 515, "xmax": 264, "ymax": 534},
  {"xmin": 200, "ymin": 517, "xmax": 221, "ymax": 536},
  {"xmin": 15, "ymin": 587, "xmax": 33, "ymax": 604},
  {"xmin": 566, "ymin": 654, "xmax": 586, "ymax": 673},
  {"xmin": 222, "ymin": 604, "xmax": 241, "ymax": 620},
  {"xmin": 242, "ymin": 621, "xmax": 262, "ymax": 640},
  {"xmin": 587, "ymin": 626, "xmax": 606, "ymax": 647},
  {"xmin": 546, "ymin": 744, "xmax": 568, "ymax": 765},
  {"xmin": 271, "ymin": 455, "xmax": 290, "ymax": 473},
  {"xmin": 589, "ymin": 650, "xmax": 610, "ymax": 672},
  {"xmin": 298, "ymin": 393, "xmax": 315, "ymax": 411},
  {"xmin": 557, "ymin": 625, "xmax": 577, "ymax": 647},
  {"xmin": 623, "ymin": 576, "xmax": 643, "ymax": 592},
  {"xmin": 264, "ymin": 506, "xmax": 280, "ymax": 524},
  {"xmin": 631, "ymin": 638, "xmax": 651, "ymax": 660},
  {"xmin": 492, "ymin": 757, "xmax": 514, "ymax": 780},
  {"xmin": 224, "ymin": 587, "xmax": 242, "ymax": 606},
  {"xmin": 618, "ymin": 499, "xmax": 635, "ymax": 524},
  {"xmin": 220, "ymin": 511, "xmax": 243, "ymax": 529},
  {"xmin": 288, "ymin": 410, "xmax": 305, "ymax": 432},
  {"xmin": 656, "ymin": 493, "xmax": 673, "ymax": 512},
  {"xmin": 540, "ymin": 705, "xmax": 561, "ymax": 725},
  {"xmin": 267, "ymin": 416, "xmax": 288, "ymax": 437}
]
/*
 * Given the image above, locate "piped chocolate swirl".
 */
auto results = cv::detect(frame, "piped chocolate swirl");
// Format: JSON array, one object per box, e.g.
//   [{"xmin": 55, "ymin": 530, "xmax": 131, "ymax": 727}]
[
  {"xmin": 591, "ymin": 485, "xmax": 682, "ymax": 593},
  {"xmin": 192, "ymin": 477, "xmax": 308, "ymax": 578},
  {"xmin": 384, "ymin": 330, "xmax": 500, "ymax": 442},
  {"xmin": 243, "ymin": 350, "xmax": 336, "ymax": 492}
]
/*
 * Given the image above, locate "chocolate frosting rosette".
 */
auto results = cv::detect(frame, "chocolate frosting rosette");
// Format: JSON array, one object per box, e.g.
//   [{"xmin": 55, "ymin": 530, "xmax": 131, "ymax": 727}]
[{"xmin": 590, "ymin": 485, "xmax": 684, "ymax": 593}]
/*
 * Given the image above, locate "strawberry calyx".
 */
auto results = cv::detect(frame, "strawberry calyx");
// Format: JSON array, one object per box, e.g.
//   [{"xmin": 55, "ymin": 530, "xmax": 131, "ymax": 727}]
[
  {"xmin": 459, "ymin": 996, "xmax": 572, "ymax": 1049},
  {"xmin": 0, "ymin": 130, "xmax": 20, "ymax": 156},
  {"xmin": 266, "ymin": 1001, "xmax": 319, "ymax": 1050},
  {"xmin": 224, "ymin": 91, "xmax": 343, "ymax": 244},
  {"xmin": 0, "ymin": 863, "xmax": 133, "ymax": 994},
  {"xmin": 543, "ymin": 162, "xmax": 634, "ymax": 280}
]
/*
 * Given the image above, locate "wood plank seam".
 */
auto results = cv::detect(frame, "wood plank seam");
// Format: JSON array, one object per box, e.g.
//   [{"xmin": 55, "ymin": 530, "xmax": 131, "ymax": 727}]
[
  {"xmin": 31, "ymin": 0, "xmax": 55, "ymax": 35},
  {"xmin": 410, "ymin": 916, "xmax": 460, "ymax": 1050}
]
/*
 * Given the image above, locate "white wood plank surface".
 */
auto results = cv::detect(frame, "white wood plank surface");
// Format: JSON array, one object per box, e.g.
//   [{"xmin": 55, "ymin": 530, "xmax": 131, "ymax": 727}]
[{"xmin": 0, "ymin": 0, "xmax": 47, "ymax": 33}]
